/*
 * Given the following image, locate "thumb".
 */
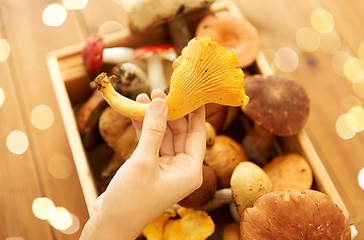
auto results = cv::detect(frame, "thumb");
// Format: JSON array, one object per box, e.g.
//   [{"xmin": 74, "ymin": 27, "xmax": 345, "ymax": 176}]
[{"xmin": 134, "ymin": 98, "xmax": 168, "ymax": 159}]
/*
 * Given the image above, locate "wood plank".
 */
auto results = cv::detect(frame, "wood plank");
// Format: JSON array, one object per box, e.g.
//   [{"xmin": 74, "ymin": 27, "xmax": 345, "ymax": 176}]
[
  {"xmin": 234, "ymin": 0, "xmax": 364, "ymax": 237},
  {"xmin": 1, "ymin": 0, "xmax": 91, "ymax": 238}
]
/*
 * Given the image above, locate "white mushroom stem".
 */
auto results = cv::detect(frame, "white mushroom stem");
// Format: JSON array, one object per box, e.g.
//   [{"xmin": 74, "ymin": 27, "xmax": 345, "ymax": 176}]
[
  {"xmin": 103, "ymin": 47, "xmax": 147, "ymax": 71},
  {"xmin": 198, "ymin": 188, "xmax": 234, "ymax": 212},
  {"xmin": 145, "ymin": 53, "xmax": 167, "ymax": 91}
]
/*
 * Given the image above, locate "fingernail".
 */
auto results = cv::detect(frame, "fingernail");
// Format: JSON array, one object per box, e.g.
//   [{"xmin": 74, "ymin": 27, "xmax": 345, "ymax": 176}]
[{"xmin": 151, "ymin": 98, "xmax": 166, "ymax": 113}]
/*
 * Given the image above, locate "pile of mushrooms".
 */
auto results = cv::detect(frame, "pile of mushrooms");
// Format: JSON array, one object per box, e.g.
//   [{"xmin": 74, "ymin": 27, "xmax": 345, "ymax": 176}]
[{"xmin": 75, "ymin": 7, "xmax": 357, "ymax": 238}]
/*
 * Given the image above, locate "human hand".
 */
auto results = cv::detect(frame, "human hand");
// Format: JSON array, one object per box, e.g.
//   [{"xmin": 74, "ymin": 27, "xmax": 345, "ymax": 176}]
[{"xmin": 80, "ymin": 89, "xmax": 206, "ymax": 240}]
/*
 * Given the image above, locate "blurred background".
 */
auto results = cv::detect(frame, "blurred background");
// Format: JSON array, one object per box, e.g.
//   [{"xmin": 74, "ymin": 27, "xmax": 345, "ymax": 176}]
[{"xmin": 0, "ymin": 0, "xmax": 363, "ymax": 239}]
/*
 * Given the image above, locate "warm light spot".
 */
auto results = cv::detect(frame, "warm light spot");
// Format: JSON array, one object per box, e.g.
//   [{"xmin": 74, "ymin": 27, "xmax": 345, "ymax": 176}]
[
  {"xmin": 62, "ymin": 0, "xmax": 88, "ymax": 10},
  {"xmin": 353, "ymin": 80, "xmax": 364, "ymax": 98},
  {"xmin": 0, "ymin": 39, "xmax": 10, "ymax": 62},
  {"xmin": 340, "ymin": 95, "xmax": 362, "ymax": 114},
  {"xmin": 359, "ymin": 168, "xmax": 364, "ymax": 190},
  {"xmin": 5, "ymin": 238, "xmax": 24, "ymax": 240},
  {"xmin": 296, "ymin": 27, "xmax": 320, "ymax": 52},
  {"xmin": 344, "ymin": 57, "xmax": 364, "ymax": 83},
  {"xmin": 332, "ymin": 51, "xmax": 351, "ymax": 77},
  {"xmin": 317, "ymin": 59, "xmax": 338, "ymax": 85},
  {"xmin": 359, "ymin": 42, "xmax": 364, "ymax": 62},
  {"xmin": 43, "ymin": 4, "xmax": 67, "ymax": 27},
  {"xmin": 31, "ymin": 105, "xmax": 54, "ymax": 130},
  {"xmin": 0, "ymin": 88, "xmax": 4, "ymax": 106},
  {"xmin": 348, "ymin": 106, "xmax": 364, "ymax": 132},
  {"xmin": 311, "ymin": 9, "xmax": 334, "ymax": 33},
  {"xmin": 61, "ymin": 213, "xmax": 80, "ymax": 234},
  {"xmin": 48, "ymin": 154, "xmax": 72, "ymax": 179},
  {"xmin": 336, "ymin": 114, "xmax": 356, "ymax": 139},
  {"xmin": 0, "ymin": 5, "xmax": 9, "ymax": 27},
  {"xmin": 32, "ymin": 197, "xmax": 56, "ymax": 220},
  {"xmin": 7, "ymin": 130, "xmax": 29, "ymax": 154},
  {"xmin": 48, "ymin": 207, "xmax": 72, "ymax": 230},
  {"xmin": 120, "ymin": 0, "xmax": 133, "ymax": 12},
  {"xmin": 319, "ymin": 31, "xmax": 341, "ymax": 54},
  {"xmin": 274, "ymin": 48, "xmax": 299, "ymax": 72},
  {"xmin": 345, "ymin": 112, "xmax": 359, "ymax": 132},
  {"xmin": 98, "ymin": 21, "xmax": 124, "ymax": 36}
]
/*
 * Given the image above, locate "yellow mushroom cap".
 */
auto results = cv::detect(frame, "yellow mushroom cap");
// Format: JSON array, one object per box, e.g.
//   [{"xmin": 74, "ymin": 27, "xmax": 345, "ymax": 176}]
[{"xmin": 166, "ymin": 36, "xmax": 249, "ymax": 120}]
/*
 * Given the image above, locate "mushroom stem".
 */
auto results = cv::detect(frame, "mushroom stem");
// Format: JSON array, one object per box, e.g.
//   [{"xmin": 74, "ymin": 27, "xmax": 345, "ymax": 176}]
[
  {"xmin": 94, "ymin": 73, "xmax": 148, "ymax": 122},
  {"xmin": 146, "ymin": 53, "xmax": 167, "ymax": 91},
  {"xmin": 198, "ymin": 188, "xmax": 234, "ymax": 212}
]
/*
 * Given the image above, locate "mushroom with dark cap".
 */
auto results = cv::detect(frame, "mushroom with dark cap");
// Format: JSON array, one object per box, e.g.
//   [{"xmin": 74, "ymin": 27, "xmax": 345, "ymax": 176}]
[
  {"xmin": 241, "ymin": 74, "xmax": 310, "ymax": 166},
  {"xmin": 195, "ymin": 11, "xmax": 260, "ymax": 69},
  {"xmin": 81, "ymin": 36, "xmax": 145, "ymax": 74},
  {"xmin": 132, "ymin": 44, "xmax": 178, "ymax": 91},
  {"xmin": 240, "ymin": 189, "xmax": 352, "ymax": 239}
]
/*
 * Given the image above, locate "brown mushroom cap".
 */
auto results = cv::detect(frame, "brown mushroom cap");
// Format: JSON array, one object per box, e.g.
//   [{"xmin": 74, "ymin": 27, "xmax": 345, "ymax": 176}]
[
  {"xmin": 242, "ymin": 74, "xmax": 310, "ymax": 136},
  {"xmin": 240, "ymin": 189, "xmax": 351, "ymax": 239},
  {"xmin": 195, "ymin": 11, "xmax": 260, "ymax": 68},
  {"xmin": 178, "ymin": 164, "xmax": 217, "ymax": 209}
]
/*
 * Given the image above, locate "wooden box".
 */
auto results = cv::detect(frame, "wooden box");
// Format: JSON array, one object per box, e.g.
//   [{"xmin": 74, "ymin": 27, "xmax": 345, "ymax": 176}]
[{"xmin": 46, "ymin": 0, "xmax": 357, "ymax": 238}]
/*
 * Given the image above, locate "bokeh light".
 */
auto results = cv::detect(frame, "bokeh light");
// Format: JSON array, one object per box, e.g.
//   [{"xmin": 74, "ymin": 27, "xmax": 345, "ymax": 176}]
[
  {"xmin": 311, "ymin": 9, "xmax": 334, "ymax": 33},
  {"xmin": 32, "ymin": 197, "xmax": 56, "ymax": 220},
  {"xmin": 48, "ymin": 154, "xmax": 72, "ymax": 179},
  {"xmin": 332, "ymin": 51, "xmax": 351, "ymax": 77},
  {"xmin": 61, "ymin": 213, "xmax": 80, "ymax": 234},
  {"xmin": 120, "ymin": 0, "xmax": 133, "ymax": 12},
  {"xmin": 63, "ymin": 0, "xmax": 88, "ymax": 10},
  {"xmin": 348, "ymin": 106, "xmax": 364, "ymax": 132},
  {"xmin": 353, "ymin": 80, "xmax": 364, "ymax": 98},
  {"xmin": 359, "ymin": 168, "xmax": 364, "ymax": 190},
  {"xmin": 0, "ymin": 88, "xmax": 4, "ymax": 106},
  {"xmin": 48, "ymin": 207, "xmax": 72, "ymax": 230},
  {"xmin": 0, "ymin": 39, "xmax": 11, "ymax": 62},
  {"xmin": 340, "ymin": 95, "xmax": 362, "ymax": 114},
  {"xmin": 43, "ymin": 4, "xmax": 67, "ymax": 27},
  {"xmin": 359, "ymin": 41, "xmax": 364, "ymax": 62},
  {"xmin": 319, "ymin": 31, "xmax": 341, "ymax": 54},
  {"xmin": 336, "ymin": 113, "xmax": 356, "ymax": 139},
  {"xmin": 296, "ymin": 27, "xmax": 320, "ymax": 52},
  {"xmin": 274, "ymin": 47, "xmax": 299, "ymax": 72},
  {"xmin": 98, "ymin": 20, "xmax": 124, "ymax": 36},
  {"xmin": 0, "ymin": 5, "xmax": 9, "ymax": 27},
  {"xmin": 31, "ymin": 105, "xmax": 54, "ymax": 130},
  {"xmin": 7, "ymin": 130, "xmax": 29, "ymax": 154},
  {"xmin": 344, "ymin": 57, "xmax": 364, "ymax": 83}
]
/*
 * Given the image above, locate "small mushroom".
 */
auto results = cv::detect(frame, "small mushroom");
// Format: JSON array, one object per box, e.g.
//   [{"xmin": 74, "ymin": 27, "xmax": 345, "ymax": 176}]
[
  {"xmin": 132, "ymin": 44, "xmax": 178, "ymax": 91},
  {"xmin": 81, "ymin": 36, "xmax": 146, "ymax": 74},
  {"xmin": 111, "ymin": 62, "xmax": 151, "ymax": 100},
  {"xmin": 163, "ymin": 207, "xmax": 215, "ymax": 240},
  {"xmin": 263, "ymin": 153, "xmax": 313, "ymax": 191},
  {"xmin": 204, "ymin": 135, "xmax": 248, "ymax": 189},
  {"xmin": 223, "ymin": 222, "xmax": 240, "ymax": 240},
  {"xmin": 230, "ymin": 161, "xmax": 272, "ymax": 217},
  {"xmin": 178, "ymin": 164, "xmax": 217, "ymax": 209},
  {"xmin": 241, "ymin": 74, "xmax": 310, "ymax": 166},
  {"xmin": 76, "ymin": 89, "xmax": 108, "ymax": 148},
  {"xmin": 195, "ymin": 11, "xmax": 260, "ymax": 68},
  {"xmin": 205, "ymin": 122, "xmax": 216, "ymax": 146},
  {"xmin": 240, "ymin": 190, "xmax": 352, "ymax": 239},
  {"xmin": 94, "ymin": 36, "xmax": 249, "ymax": 122}
]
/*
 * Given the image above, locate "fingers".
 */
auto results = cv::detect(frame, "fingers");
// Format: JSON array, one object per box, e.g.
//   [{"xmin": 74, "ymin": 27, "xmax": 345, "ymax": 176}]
[
  {"xmin": 131, "ymin": 93, "xmax": 151, "ymax": 139},
  {"xmin": 167, "ymin": 117, "xmax": 188, "ymax": 155},
  {"xmin": 185, "ymin": 105, "xmax": 206, "ymax": 162},
  {"xmin": 133, "ymin": 98, "xmax": 169, "ymax": 162}
]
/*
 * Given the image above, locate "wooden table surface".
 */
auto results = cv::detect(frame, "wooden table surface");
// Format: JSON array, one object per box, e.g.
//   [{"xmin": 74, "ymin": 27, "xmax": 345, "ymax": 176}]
[{"xmin": 0, "ymin": 0, "xmax": 363, "ymax": 239}]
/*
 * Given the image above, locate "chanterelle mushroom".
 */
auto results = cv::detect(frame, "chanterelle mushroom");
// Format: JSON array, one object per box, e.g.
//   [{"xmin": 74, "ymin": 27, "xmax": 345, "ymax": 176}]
[
  {"xmin": 94, "ymin": 36, "xmax": 249, "ymax": 122},
  {"xmin": 240, "ymin": 190, "xmax": 351, "ymax": 239}
]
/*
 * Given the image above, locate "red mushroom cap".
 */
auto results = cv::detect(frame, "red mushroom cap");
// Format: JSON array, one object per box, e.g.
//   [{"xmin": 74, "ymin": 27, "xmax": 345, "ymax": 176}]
[
  {"xmin": 82, "ymin": 36, "xmax": 105, "ymax": 74},
  {"xmin": 132, "ymin": 44, "xmax": 178, "ymax": 59}
]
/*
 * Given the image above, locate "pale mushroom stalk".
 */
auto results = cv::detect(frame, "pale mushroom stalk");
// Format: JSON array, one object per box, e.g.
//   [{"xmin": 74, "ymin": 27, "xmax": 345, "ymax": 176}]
[
  {"xmin": 145, "ymin": 53, "xmax": 166, "ymax": 91},
  {"xmin": 95, "ymin": 37, "xmax": 249, "ymax": 122},
  {"xmin": 198, "ymin": 188, "xmax": 234, "ymax": 212}
]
